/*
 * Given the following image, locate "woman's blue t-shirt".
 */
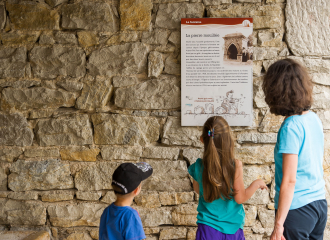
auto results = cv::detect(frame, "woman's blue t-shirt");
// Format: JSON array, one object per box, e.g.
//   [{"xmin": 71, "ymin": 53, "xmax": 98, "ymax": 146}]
[
  {"xmin": 274, "ymin": 111, "xmax": 325, "ymax": 210},
  {"xmin": 188, "ymin": 158, "xmax": 245, "ymax": 234}
]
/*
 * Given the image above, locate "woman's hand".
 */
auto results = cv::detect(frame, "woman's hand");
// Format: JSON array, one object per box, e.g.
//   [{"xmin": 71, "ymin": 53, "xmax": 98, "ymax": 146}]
[{"xmin": 270, "ymin": 223, "xmax": 285, "ymax": 240}]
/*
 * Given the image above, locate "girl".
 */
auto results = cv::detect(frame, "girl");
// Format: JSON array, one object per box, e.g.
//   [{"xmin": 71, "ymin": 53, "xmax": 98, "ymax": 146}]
[
  {"xmin": 263, "ymin": 59, "xmax": 327, "ymax": 240},
  {"xmin": 188, "ymin": 116, "xmax": 268, "ymax": 240}
]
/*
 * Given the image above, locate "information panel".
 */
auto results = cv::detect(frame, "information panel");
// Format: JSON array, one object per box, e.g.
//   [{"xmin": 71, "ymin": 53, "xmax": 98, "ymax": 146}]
[{"xmin": 181, "ymin": 18, "xmax": 253, "ymax": 126}]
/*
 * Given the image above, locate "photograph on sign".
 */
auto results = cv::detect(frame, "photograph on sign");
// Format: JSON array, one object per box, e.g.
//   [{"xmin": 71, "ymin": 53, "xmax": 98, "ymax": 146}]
[{"xmin": 181, "ymin": 18, "xmax": 253, "ymax": 126}]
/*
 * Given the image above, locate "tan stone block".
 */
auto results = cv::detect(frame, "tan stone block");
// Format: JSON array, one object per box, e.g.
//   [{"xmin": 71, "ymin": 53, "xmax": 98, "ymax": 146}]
[
  {"xmin": 253, "ymin": 47, "xmax": 279, "ymax": 61},
  {"xmin": 258, "ymin": 29, "xmax": 283, "ymax": 47},
  {"xmin": 0, "ymin": 168, "xmax": 6, "ymax": 191},
  {"xmin": 253, "ymin": 76, "xmax": 267, "ymax": 108},
  {"xmin": 236, "ymin": 144, "xmax": 274, "ymax": 164},
  {"xmin": 41, "ymin": 191, "xmax": 74, "ymax": 202},
  {"xmin": 106, "ymin": 31, "xmax": 142, "ymax": 45},
  {"xmin": 0, "ymin": 147, "xmax": 23, "ymax": 162},
  {"xmin": 0, "ymin": 231, "xmax": 36, "ymax": 240},
  {"xmin": 101, "ymin": 146, "xmax": 142, "ymax": 161},
  {"xmin": 7, "ymin": 191, "xmax": 38, "ymax": 200},
  {"xmin": 159, "ymin": 227, "xmax": 187, "ymax": 240},
  {"xmin": 77, "ymin": 31, "xmax": 99, "ymax": 48},
  {"xmin": 237, "ymin": 132, "xmax": 277, "ymax": 144},
  {"xmin": 54, "ymin": 32, "xmax": 77, "ymax": 45},
  {"xmin": 6, "ymin": 2, "xmax": 59, "ymax": 30},
  {"xmin": 76, "ymin": 191, "xmax": 102, "ymax": 201},
  {"xmin": 29, "ymin": 109, "xmax": 55, "ymax": 119},
  {"xmin": 142, "ymin": 146, "xmax": 180, "ymax": 160},
  {"xmin": 0, "ymin": 31, "xmax": 40, "ymax": 46},
  {"xmin": 144, "ymin": 228, "xmax": 160, "ymax": 235},
  {"xmin": 0, "ymin": 191, "xmax": 9, "ymax": 198},
  {"xmin": 182, "ymin": 148, "xmax": 203, "ymax": 165},
  {"xmin": 120, "ymin": 0, "xmax": 152, "ymax": 31},
  {"xmin": 89, "ymin": 229, "xmax": 99, "ymax": 240},
  {"xmin": 243, "ymin": 165, "xmax": 272, "ymax": 188},
  {"xmin": 65, "ymin": 232, "xmax": 93, "ymax": 240},
  {"xmin": 135, "ymin": 206, "xmax": 173, "ymax": 227},
  {"xmin": 258, "ymin": 206, "xmax": 275, "ymax": 228},
  {"xmin": 164, "ymin": 54, "xmax": 181, "ymax": 75},
  {"xmin": 135, "ymin": 192, "xmax": 161, "ymax": 208},
  {"xmin": 244, "ymin": 205, "xmax": 257, "ymax": 227},
  {"xmin": 0, "ymin": 4, "xmax": 5, "ymax": 29},
  {"xmin": 142, "ymin": 29, "xmax": 171, "ymax": 45},
  {"xmin": 24, "ymin": 147, "xmax": 60, "ymax": 158},
  {"xmin": 187, "ymin": 227, "xmax": 197, "ymax": 239},
  {"xmin": 112, "ymin": 76, "xmax": 140, "ymax": 88},
  {"xmin": 245, "ymin": 189, "xmax": 270, "ymax": 205},
  {"xmin": 23, "ymin": 231, "xmax": 50, "ymax": 240},
  {"xmin": 100, "ymin": 191, "xmax": 116, "ymax": 204},
  {"xmin": 0, "ymin": 47, "xmax": 28, "ymax": 78},
  {"xmin": 258, "ymin": 112, "xmax": 284, "ymax": 133},
  {"xmin": 172, "ymin": 203, "xmax": 198, "ymax": 226},
  {"xmin": 60, "ymin": 147, "xmax": 100, "ymax": 162},
  {"xmin": 253, "ymin": 61, "xmax": 263, "ymax": 77},
  {"xmin": 148, "ymin": 51, "xmax": 164, "ymax": 78},
  {"xmin": 159, "ymin": 192, "xmax": 194, "ymax": 205}
]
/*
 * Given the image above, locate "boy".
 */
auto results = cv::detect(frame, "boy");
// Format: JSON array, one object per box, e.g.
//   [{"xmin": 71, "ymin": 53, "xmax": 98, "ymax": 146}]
[{"xmin": 99, "ymin": 162, "xmax": 153, "ymax": 240}]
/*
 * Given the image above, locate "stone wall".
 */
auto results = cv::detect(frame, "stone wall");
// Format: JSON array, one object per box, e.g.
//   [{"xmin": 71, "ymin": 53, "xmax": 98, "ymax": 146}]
[{"xmin": 0, "ymin": 0, "xmax": 329, "ymax": 239}]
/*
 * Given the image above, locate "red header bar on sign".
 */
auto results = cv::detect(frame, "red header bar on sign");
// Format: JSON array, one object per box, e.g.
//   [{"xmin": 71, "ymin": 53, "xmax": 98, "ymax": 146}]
[{"xmin": 181, "ymin": 18, "xmax": 253, "ymax": 25}]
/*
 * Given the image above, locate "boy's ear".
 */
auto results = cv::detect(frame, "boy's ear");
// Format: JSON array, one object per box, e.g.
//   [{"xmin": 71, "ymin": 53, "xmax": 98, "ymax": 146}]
[{"xmin": 133, "ymin": 184, "xmax": 141, "ymax": 195}]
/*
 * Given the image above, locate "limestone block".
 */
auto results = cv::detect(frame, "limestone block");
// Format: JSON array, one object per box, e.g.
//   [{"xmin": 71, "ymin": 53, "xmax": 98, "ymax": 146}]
[
  {"xmin": 207, "ymin": 4, "xmax": 282, "ymax": 29},
  {"xmin": 87, "ymin": 42, "xmax": 148, "ymax": 77},
  {"xmin": 0, "ymin": 5, "xmax": 5, "ymax": 29},
  {"xmin": 45, "ymin": 0, "xmax": 68, "ymax": 8},
  {"xmin": 76, "ymin": 78, "xmax": 113, "ymax": 110},
  {"xmin": 245, "ymin": 234, "xmax": 263, "ymax": 240},
  {"xmin": 253, "ymin": 61, "xmax": 263, "ymax": 77},
  {"xmin": 7, "ymin": 192, "xmax": 38, "ymax": 200},
  {"xmin": 172, "ymin": 203, "xmax": 198, "ymax": 226},
  {"xmin": 148, "ymin": 51, "xmax": 164, "ymax": 77},
  {"xmin": 62, "ymin": 2, "xmax": 119, "ymax": 32},
  {"xmin": 142, "ymin": 146, "xmax": 180, "ymax": 160},
  {"xmin": 77, "ymin": 31, "xmax": 99, "ymax": 48},
  {"xmin": 60, "ymin": 147, "xmax": 100, "ymax": 162},
  {"xmin": 41, "ymin": 191, "xmax": 74, "ymax": 202},
  {"xmin": 120, "ymin": 0, "xmax": 152, "ymax": 31},
  {"xmin": 39, "ymin": 32, "xmax": 55, "ymax": 45},
  {"xmin": 258, "ymin": 112, "xmax": 284, "ymax": 133},
  {"xmin": 258, "ymin": 29, "xmax": 283, "ymax": 47},
  {"xmin": 237, "ymin": 132, "xmax": 277, "ymax": 144},
  {"xmin": 312, "ymin": 85, "xmax": 330, "ymax": 110},
  {"xmin": 270, "ymin": 180, "xmax": 275, "ymax": 199},
  {"xmin": 100, "ymin": 191, "xmax": 116, "ymax": 204},
  {"xmin": 144, "ymin": 228, "xmax": 160, "ymax": 235},
  {"xmin": 75, "ymin": 162, "xmax": 119, "ymax": 191},
  {"xmin": 235, "ymin": 145, "xmax": 274, "ymax": 164},
  {"xmin": 101, "ymin": 146, "xmax": 143, "ymax": 161},
  {"xmin": 0, "ymin": 168, "xmax": 6, "ymax": 191},
  {"xmin": 89, "ymin": 229, "xmax": 99, "ymax": 240},
  {"xmin": 2, "ymin": 87, "xmax": 76, "ymax": 110},
  {"xmin": 311, "ymin": 73, "xmax": 330, "ymax": 86},
  {"xmin": 253, "ymin": 47, "xmax": 279, "ymax": 61},
  {"xmin": 0, "ymin": 32, "xmax": 40, "ymax": 46},
  {"xmin": 203, "ymin": 0, "xmax": 232, "ymax": 5},
  {"xmin": 8, "ymin": 159, "xmax": 74, "ymax": 191},
  {"xmin": 159, "ymin": 227, "xmax": 187, "ymax": 240},
  {"xmin": 115, "ymin": 77, "xmax": 180, "ymax": 110},
  {"xmin": 258, "ymin": 207, "xmax": 275, "ymax": 228},
  {"xmin": 66, "ymin": 232, "xmax": 93, "ymax": 240},
  {"xmin": 168, "ymin": 31, "xmax": 180, "ymax": 46},
  {"xmin": 3, "ymin": 199, "xmax": 46, "ymax": 226},
  {"xmin": 162, "ymin": 117, "xmax": 202, "ymax": 147},
  {"xmin": 135, "ymin": 206, "xmax": 173, "ymax": 227},
  {"xmin": 0, "ymin": 113, "xmax": 33, "ymax": 147},
  {"xmin": 164, "ymin": 54, "xmax": 181, "ymax": 75},
  {"xmin": 113, "ymin": 76, "xmax": 140, "ymax": 88},
  {"xmin": 0, "ymin": 147, "xmax": 23, "ymax": 162},
  {"xmin": 23, "ymin": 231, "xmax": 50, "ymax": 240},
  {"xmin": 76, "ymin": 192, "xmax": 102, "ymax": 201},
  {"xmin": 286, "ymin": 0, "xmax": 330, "ymax": 56},
  {"xmin": 6, "ymin": 2, "xmax": 59, "ymax": 30},
  {"xmin": 0, "ymin": 79, "xmax": 40, "ymax": 88},
  {"xmin": 135, "ymin": 192, "xmax": 161, "ymax": 208},
  {"xmin": 245, "ymin": 189, "xmax": 270, "ymax": 205},
  {"xmin": 155, "ymin": 3, "xmax": 204, "ymax": 30},
  {"xmin": 159, "ymin": 192, "xmax": 194, "ymax": 205},
  {"xmin": 30, "ymin": 45, "xmax": 86, "ymax": 79},
  {"xmin": 29, "ymin": 109, "xmax": 55, "ymax": 119},
  {"xmin": 92, "ymin": 114, "xmax": 159, "ymax": 146},
  {"xmin": 244, "ymin": 205, "xmax": 257, "ymax": 227},
  {"xmin": 316, "ymin": 110, "xmax": 330, "ymax": 130},
  {"xmin": 235, "ymin": 0, "xmax": 260, "ymax": 2},
  {"xmin": 142, "ymin": 29, "xmax": 171, "ymax": 45},
  {"xmin": 47, "ymin": 203, "xmax": 107, "ymax": 227},
  {"xmin": 54, "ymin": 32, "xmax": 78, "ymax": 45},
  {"xmin": 143, "ymin": 160, "xmax": 192, "ymax": 192},
  {"xmin": 36, "ymin": 114, "xmax": 93, "ymax": 146},
  {"xmin": 0, "ymin": 47, "xmax": 28, "ymax": 78},
  {"xmin": 182, "ymin": 148, "xmax": 203, "ymax": 165},
  {"xmin": 253, "ymin": 77, "xmax": 268, "ymax": 108},
  {"xmin": 303, "ymin": 58, "xmax": 330, "ymax": 74},
  {"xmin": 56, "ymin": 80, "xmax": 84, "ymax": 92},
  {"xmin": 187, "ymin": 228, "xmax": 198, "ymax": 240},
  {"xmin": 243, "ymin": 165, "xmax": 272, "ymax": 188},
  {"xmin": 106, "ymin": 31, "xmax": 141, "ymax": 45}
]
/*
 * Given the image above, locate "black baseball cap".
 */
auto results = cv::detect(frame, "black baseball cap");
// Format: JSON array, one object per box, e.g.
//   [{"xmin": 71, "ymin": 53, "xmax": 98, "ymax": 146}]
[{"xmin": 112, "ymin": 162, "xmax": 153, "ymax": 195}]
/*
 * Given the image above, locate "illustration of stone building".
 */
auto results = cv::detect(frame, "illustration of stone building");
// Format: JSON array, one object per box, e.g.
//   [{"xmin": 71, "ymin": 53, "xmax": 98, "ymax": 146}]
[{"xmin": 223, "ymin": 33, "xmax": 251, "ymax": 62}]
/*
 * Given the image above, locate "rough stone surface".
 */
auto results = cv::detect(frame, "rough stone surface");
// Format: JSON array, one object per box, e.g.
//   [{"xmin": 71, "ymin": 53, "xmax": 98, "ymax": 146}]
[
  {"xmin": 101, "ymin": 146, "xmax": 143, "ymax": 161},
  {"xmin": 135, "ymin": 192, "xmax": 161, "ymax": 208},
  {"xmin": 286, "ymin": 0, "xmax": 330, "ymax": 56},
  {"xmin": 0, "ymin": 168, "xmax": 7, "ymax": 191},
  {"xmin": 142, "ymin": 146, "xmax": 180, "ymax": 160},
  {"xmin": 7, "ymin": 192, "xmax": 38, "ymax": 200},
  {"xmin": 258, "ymin": 207, "xmax": 275, "ymax": 228},
  {"xmin": 76, "ymin": 78, "xmax": 113, "ymax": 110},
  {"xmin": 45, "ymin": 0, "xmax": 67, "ymax": 8},
  {"xmin": 253, "ymin": 47, "xmax": 279, "ymax": 61},
  {"xmin": 62, "ymin": 2, "xmax": 119, "ymax": 32},
  {"xmin": 0, "ymin": 47, "xmax": 28, "ymax": 78},
  {"xmin": 47, "ymin": 203, "xmax": 107, "ymax": 227},
  {"xmin": 182, "ymin": 148, "xmax": 203, "ymax": 165},
  {"xmin": 164, "ymin": 54, "xmax": 181, "ymax": 75},
  {"xmin": 235, "ymin": 145, "xmax": 274, "ymax": 164},
  {"xmin": 41, "ymin": 191, "xmax": 74, "ymax": 202},
  {"xmin": 162, "ymin": 117, "xmax": 203, "ymax": 147},
  {"xmin": 0, "ymin": 147, "xmax": 23, "ymax": 162},
  {"xmin": 136, "ymin": 206, "xmax": 173, "ymax": 227},
  {"xmin": 87, "ymin": 43, "xmax": 149, "ymax": 77},
  {"xmin": 30, "ymin": 45, "xmax": 86, "ymax": 79},
  {"xmin": 107, "ymin": 31, "xmax": 141, "ymax": 45},
  {"xmin": 0, "ymin": 79, "xmax": 40, "ymax": 88},
  {"xmin": 112, "ymin": 76, "xmax": 140, "ymax": 88},
  {"xmin": 244, "ymin": 205, "xmax": 257, "ymax": 227},
  {"xmin": 2, "ymin": 87, "xmax": 76, "ymax": 110},
  {"xmin": 203, "ymin": 0, "xmax": 232, "ymax": 5},
  {"xmin": 6, "ymin": 2, "xmax": 59, "ymax": 30},
  {"xmin": 159, "ymin": 192, "xmax": 194, "ymax": 205},
  {"xmin": 159, "ymin": 227, "xmax": 187, "ymax": 240},
  {"xmin": 0, "ymin": 113, "xmax": 34, "ymax": 147},
  {"xmin": 258, "ymin": 29, "xmax": 283, "ymax": 47},
  {"xmin": 92, "ymin": 114, "xmax": 160, "ymax": 146},
  {"xmin": 8, "ymin": 159, "xmax": 74, "ymax": 191},
  {"xmin": 316, "ymin": 110, "xmax": 330, "ymax": 130},
  {"xmin": 155, "ymin": 3, "xmax": 204, "ymax": 29},
  {"xmin": 120, "ymin": 0, "xmax": 152, "ymax": 31},
  {"xmin": 258, "ymin": 112, "xmax": 284, "ymax": 133},
  {"xmin": 36, "ymin": 115, "xmax": 93, "ymax": 146},
  {"xmin": 311, "ymin": 73, "xmax": 330, "ymax": 86},
  {"xmin": 54, "ymin": 32, "xmax": 78, "ymax": 45},
  {"xmin": 115, "ymin": 77, "xmax": 180, "ymax": 110},
  {"xmin": 100, "ymin": 191, "xmax": 116, "ymax": 204},
  {"xmin": 0, "ymin": 5, "xmax": 5, "ymax": 29},
  {"xmin": 312, "ymin": 85, "xmax": 330, "ymax": 110},
  {"xmin": 76, "ymin": 192, "xmax": 102, "ymax": 201},
  {"xmin": 148, "ymin": 51, "xmax": 164, "ymax": 77},
  {"xmin": 243, "ymin": 165, "xmax": 272, "ymax": 188},
  {"xmin": 77, "ymin": 31, "xmax": 99, "ymax": 48},
  {"xmin": 142, "ymin": 29, "xmax": 170, "ymax": 45},
  {"xmin": 66, "ymin": 232, "xmax": 93, "ymax": 240},
  {"xmin": 245, "ymin": 189, "xmax": 270, "ymax": 205},
  {"xmin": 56, "ymin": 80, "xmax": 84, "ymax": 92},
  {"xmin": 1, "ymin": 31, "xmax": 40, "ymax": 46},
  {"xmin": 60, "ymin": 147, "xmax": 100, "ymax": 162},
  {"xmin": 24, "ymin": 147, "xmax": 60, "ymax": 158},
  {"xmin": 172, "ymin": 203, "xmax": 198, "ymax": 226},
  {"xmin": 237, "ymin": 132, "xmax": 277, "ymax": 144}
]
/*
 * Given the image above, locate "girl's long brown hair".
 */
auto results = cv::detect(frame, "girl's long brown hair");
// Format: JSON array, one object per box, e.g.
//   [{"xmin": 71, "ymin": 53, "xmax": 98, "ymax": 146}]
[{"xmin": 202, "ymin": 116, "xmax": 236, "ymax": 202}]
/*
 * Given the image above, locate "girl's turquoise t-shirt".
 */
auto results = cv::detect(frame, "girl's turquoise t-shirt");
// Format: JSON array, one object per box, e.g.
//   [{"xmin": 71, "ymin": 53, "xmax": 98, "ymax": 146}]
[{"xmin": 188, "ymin": 158, "xmax": 245, "ymax": 234}]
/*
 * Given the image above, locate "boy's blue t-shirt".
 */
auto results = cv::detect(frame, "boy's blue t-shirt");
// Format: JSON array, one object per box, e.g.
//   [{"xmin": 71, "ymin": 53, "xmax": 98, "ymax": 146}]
[
  {"xmin": 99, "ymin": 203, "xmax": 146, "ymax": 240},
  {"xmin": 188, "ymin": 158, "xmax": 245, "ymax": 234},
  {"xmin": 274, "ymin": 111, "xmax": 325, "ymax": 210}
]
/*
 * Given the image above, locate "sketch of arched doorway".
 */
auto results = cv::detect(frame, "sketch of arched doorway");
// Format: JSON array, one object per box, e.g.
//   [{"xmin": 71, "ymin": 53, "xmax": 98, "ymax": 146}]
[
  {"xmin": 227, "ymin": 44, "xmax": 238, "ymax": 60},
  {"xmin": 215, "ymin": 106, "xmax": 225, "ymax": 114},
  {"xmin": 194, "ymin": 106, "xmax": 205, "ymax": 114},
  {"xmin": 205, "ymin": 103, "xmax": 214, "ymax": 114}
]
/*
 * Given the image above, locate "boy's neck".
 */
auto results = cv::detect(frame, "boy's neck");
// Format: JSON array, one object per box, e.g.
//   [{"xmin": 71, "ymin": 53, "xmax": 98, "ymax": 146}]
[{"xmin": 114, "ymin": 196, "xmax": 134, "ymax": 207}]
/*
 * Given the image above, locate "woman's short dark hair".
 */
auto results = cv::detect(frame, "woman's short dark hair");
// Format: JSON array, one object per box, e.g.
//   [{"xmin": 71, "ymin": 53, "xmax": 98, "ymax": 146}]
[{"xmin": 262, "ymin": 59, "xmax": 313, "ymax": 116}]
